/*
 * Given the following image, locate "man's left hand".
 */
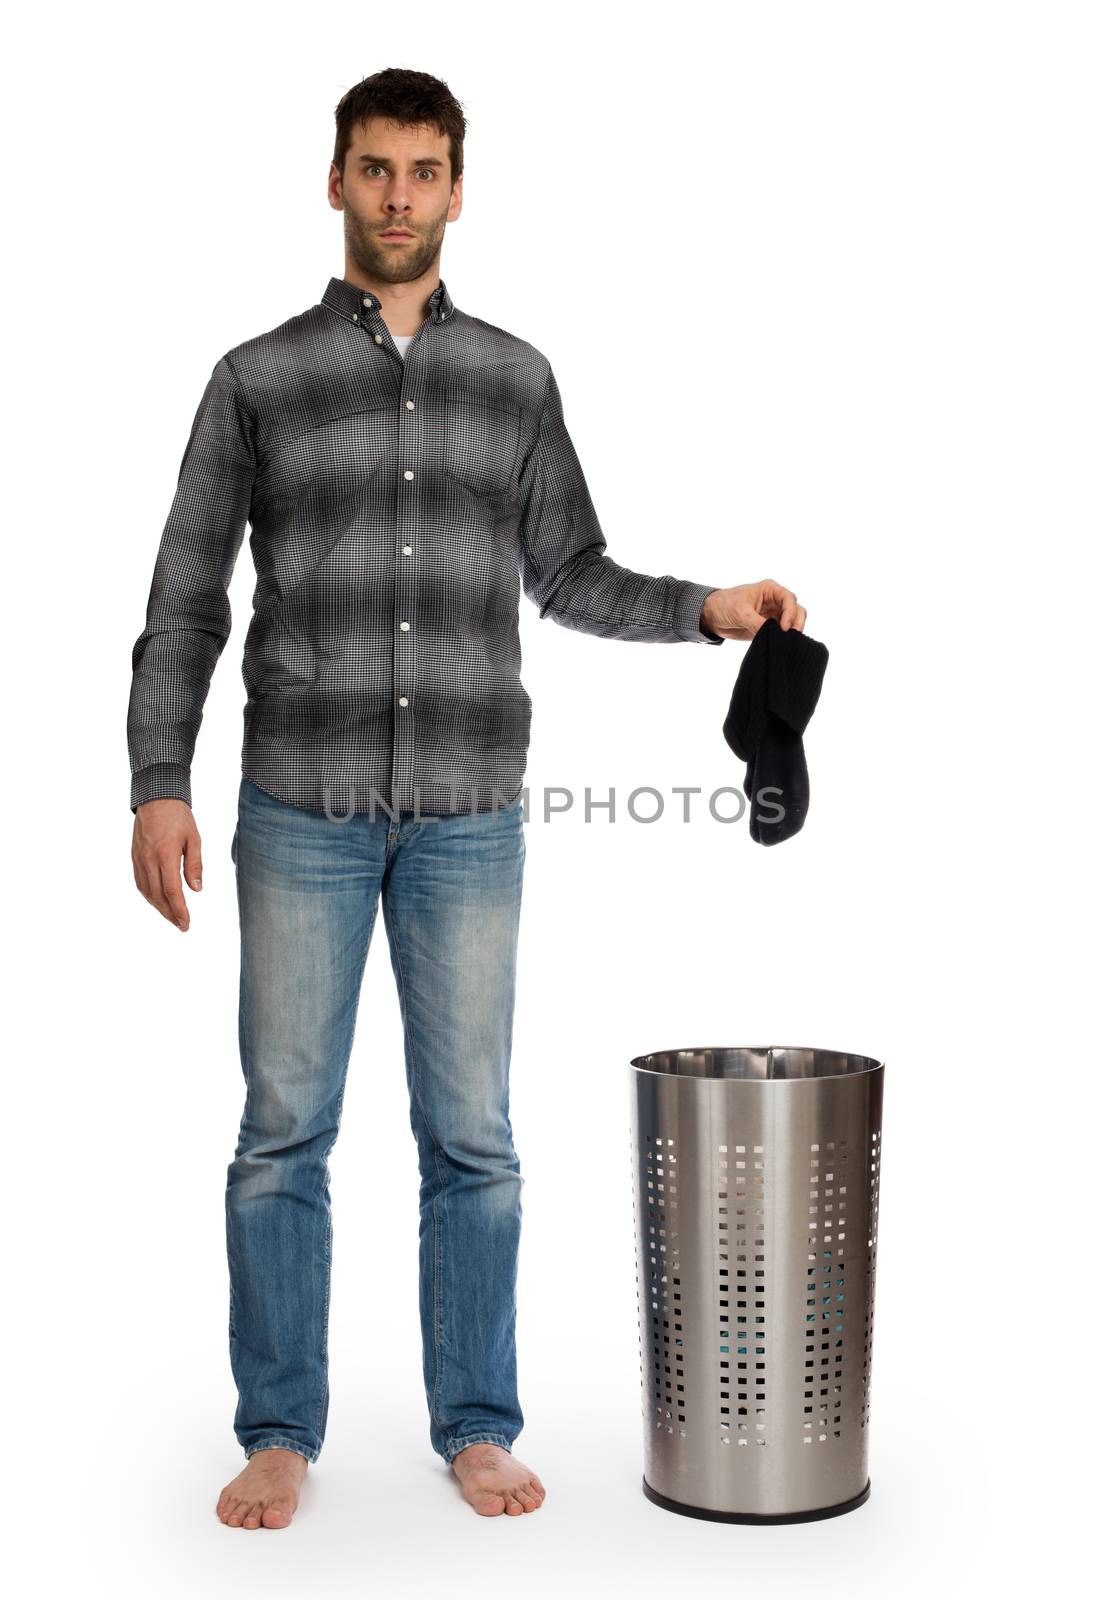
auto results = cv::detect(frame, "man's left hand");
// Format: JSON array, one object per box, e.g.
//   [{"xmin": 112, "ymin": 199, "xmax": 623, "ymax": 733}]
[{"xmin": 701, "ymin": 579, "xmax": 807, "ymax": 641}]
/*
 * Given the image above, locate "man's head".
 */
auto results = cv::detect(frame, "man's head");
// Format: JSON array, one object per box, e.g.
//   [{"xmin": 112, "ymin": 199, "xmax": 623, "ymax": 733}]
[{"xmin": 329, "ymin": 67, "xmax": 467, "ymax": 288}]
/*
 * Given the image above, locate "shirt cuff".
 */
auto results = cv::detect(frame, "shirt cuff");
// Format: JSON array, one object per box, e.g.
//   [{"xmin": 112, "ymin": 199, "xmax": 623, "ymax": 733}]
[
  {"xmin": 131, "ymin": 762, "xmax": 192, "ymax": 812},
  {"xmin": 673, "ymin": 581, "xmax": 725, "ymax": 644}
]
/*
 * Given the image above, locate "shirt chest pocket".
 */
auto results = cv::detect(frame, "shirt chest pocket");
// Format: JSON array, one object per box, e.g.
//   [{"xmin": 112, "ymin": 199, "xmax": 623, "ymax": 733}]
[{"xmin": 439, "ymin": 396, "xmax": 522, "ymax": 500}]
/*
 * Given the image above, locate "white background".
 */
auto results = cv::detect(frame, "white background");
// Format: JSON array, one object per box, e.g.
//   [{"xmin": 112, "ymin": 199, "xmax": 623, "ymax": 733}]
[{"xmin": 6, "ymin": 1, "xmax": 1097, "ymax": 1593}]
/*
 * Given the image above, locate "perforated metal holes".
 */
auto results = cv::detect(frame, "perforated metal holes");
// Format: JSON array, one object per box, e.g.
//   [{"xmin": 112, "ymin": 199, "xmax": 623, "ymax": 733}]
[
  {"xmin": 631, "ymin": 1118, "xmax": 882, "ymax": 1451},
  {"xmin": 862, "ymin": 1128, "xmax": 881, "ymax": 1430},
  {"xmin": 633, "ymin": 1134, "xmax": 685, "ymax": 1438},
  {"xmin": 721, "ymin": 1142, "xmax": 768, "ymax": 1446},
  {"xmin": 803, "ymin": 1139, "xmax": 847, "ymax": 1443}
]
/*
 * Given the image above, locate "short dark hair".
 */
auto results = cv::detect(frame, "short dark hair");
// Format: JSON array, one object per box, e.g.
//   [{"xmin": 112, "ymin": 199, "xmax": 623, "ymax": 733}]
[{"xmin": 333, "ymin": 67, "xmax": 466, "ymax": 187}]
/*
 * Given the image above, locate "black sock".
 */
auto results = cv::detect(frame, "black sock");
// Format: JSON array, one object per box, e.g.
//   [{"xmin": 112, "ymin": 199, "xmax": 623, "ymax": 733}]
[{"xmin": 722, "ymin": 618, "xmax": 829, "ymax": 845}]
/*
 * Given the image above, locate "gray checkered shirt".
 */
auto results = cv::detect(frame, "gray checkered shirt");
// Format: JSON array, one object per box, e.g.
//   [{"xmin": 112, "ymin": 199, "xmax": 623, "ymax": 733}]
[{"xmin": 127, "ymin": 274, "xmax": 724, "ymax": 816}]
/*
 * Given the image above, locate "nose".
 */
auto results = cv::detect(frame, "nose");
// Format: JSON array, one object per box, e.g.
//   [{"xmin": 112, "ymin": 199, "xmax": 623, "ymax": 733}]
[{"xmin": 384, "ymin": 180, "xmax": 414, "ymax": 213}]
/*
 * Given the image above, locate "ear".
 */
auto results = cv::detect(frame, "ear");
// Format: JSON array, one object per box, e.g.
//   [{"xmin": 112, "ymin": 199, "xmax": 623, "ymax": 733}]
[{"xmin": 327, "ymin": 160, "xmax": 344, "ymax": 213}]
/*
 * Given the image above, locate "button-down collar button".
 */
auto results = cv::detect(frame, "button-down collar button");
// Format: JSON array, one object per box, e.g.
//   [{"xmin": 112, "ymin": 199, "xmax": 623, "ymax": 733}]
[
  {"xmin": 398, "ymin": 696, "xmax": 409, "ymax": 707},
  {"xmin": 352, "ymin": 313, "xmax": 358, "ymax": 321},
  {"xmin": 374, "ymin": 333, "xmax": 383, "ymax": 344},
  {"xmin": 402, "ymin": 545, "xmax": 413, "ymax": 554},
  {"xmin": 400, "ymin": 621, "xmax": 410, "ymax": 630},
  {"xmin": 405, "ymin": 399, "xmax": 415, "ymax": 409},
  {"xmin": 362, "ymin": 295, "xmax": 372, "ymax": 307},
  {"xmin": 404, "ymin": 469, "xmax": 414, "ymax": 480}
]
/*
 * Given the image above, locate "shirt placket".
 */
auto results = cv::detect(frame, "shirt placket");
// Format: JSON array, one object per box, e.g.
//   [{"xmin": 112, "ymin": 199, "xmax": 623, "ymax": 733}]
[
  {"xmin": 352, "ymin": 292, "xmax": 436, "ymax": 816},
  {"xmin": 393, "ymin": 325, "xmax": 422, "ymax": 815}
]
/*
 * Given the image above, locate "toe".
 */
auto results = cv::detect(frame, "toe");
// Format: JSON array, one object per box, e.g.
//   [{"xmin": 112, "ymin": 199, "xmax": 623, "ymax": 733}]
[
  {"xmin": 262, "ymin": 1500, "xmax": 293, "ymax": 1528},
  {"xmin": 226, "ymin": 1500, "xmax": 246, "ymax": 1526},
  {"xmin": 241, "ymin": 1502, "xmax": 262, "ymax": 1529},
  {"xmin": 514, "ymin": 1486, "xmax": 538, "ymax": 1510},
  {"xmin": 474, "ymin": 1489, "xmax": 507, "ymax": 1516}
]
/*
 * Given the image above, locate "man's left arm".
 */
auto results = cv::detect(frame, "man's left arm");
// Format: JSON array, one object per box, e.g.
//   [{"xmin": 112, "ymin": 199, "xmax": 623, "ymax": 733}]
[{"xmin": 515, "ymin": 363, "xmax": 725, "ymax": 645}]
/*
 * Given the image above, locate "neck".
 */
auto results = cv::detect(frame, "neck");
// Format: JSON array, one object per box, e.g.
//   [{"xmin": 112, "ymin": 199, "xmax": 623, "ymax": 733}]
[{"xmin": 342, "ymin": 264, "xmax": 439, "ymax": 335}]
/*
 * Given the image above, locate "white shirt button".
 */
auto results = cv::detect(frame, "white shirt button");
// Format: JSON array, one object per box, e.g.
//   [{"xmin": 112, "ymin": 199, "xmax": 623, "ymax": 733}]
[
  {"xmin": 405, "ymin": 399, "xmax": 415, "ymax": 409},
  {"xmin": 402, "ymin": 545, "xmax": 413, "ymax": 555},
  {"xmin": 362, "ymin": 295, "xmax": 372, "ymax": 307},
  {"xmin": 374, "ymin": 333, "xmax": 383, "ymax": 344},
  {"xmin": 398, "ymin": 696, "xmax": 409, "ymax": 707},
  {"xmin": 404, "ymin": 469, "xmax": 414, "ymax": 480},
  {"xmin": 400, "ymin": 621, "xmax": 410, "ymax": 631}
]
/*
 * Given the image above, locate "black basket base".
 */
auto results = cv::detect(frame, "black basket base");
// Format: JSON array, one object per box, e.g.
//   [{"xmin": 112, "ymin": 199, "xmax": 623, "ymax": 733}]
[{"xmin": 641, "ymin": 1475, "xmax": 871, "ymax": 1524}]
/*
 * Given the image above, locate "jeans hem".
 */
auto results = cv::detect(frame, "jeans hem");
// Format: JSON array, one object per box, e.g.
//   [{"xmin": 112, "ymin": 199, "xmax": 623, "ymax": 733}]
[
  {"xmin": 243, "ymin": 1436, "xmax": 319, "ymax": 1464},
  {"xmin": 443, "ymin": 1432, "xmax": 515, "ymax": 1463}
]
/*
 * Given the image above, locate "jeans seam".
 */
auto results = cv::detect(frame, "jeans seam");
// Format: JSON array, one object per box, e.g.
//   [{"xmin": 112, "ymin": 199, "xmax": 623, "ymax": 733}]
[
  {"xmin": 314, "ymin": 900, "xmax": 378, "ymax": 1451},
  {"xmin": 388, "ymin": 908, "xmax": 451, "ymax": 1440}
]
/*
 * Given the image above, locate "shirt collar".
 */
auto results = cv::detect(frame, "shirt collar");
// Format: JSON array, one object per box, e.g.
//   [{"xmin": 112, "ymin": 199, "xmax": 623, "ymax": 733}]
[{"xmin": 320, "ymin": 274, "xmax": 455, "ymax": 326}]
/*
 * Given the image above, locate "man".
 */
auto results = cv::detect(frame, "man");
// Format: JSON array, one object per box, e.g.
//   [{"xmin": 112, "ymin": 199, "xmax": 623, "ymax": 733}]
[{"xmin": 128, "ymin": 67, "xmax": 807, "ymax": 1532}]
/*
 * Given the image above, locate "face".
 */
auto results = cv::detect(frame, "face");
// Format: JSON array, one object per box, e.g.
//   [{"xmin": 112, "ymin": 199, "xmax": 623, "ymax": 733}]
[{"xmin": 329, "ymin": 116, "xmax": 462, "ymax": 286}]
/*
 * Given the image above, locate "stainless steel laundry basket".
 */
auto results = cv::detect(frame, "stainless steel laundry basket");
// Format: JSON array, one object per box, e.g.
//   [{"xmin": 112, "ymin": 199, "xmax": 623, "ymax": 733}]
[{"xmin": 629, "ymin": 1046, "xmax": 884, "ymax": 1524}]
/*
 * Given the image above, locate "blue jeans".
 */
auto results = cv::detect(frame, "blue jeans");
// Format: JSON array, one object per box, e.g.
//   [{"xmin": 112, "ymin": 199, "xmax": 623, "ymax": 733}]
[{"xmin": 226, "ymin": 776, "xmax": 527, "ymax": 1465}]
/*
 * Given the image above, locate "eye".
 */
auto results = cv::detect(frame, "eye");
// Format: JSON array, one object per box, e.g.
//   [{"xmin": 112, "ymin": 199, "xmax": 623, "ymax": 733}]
[{"xmin": 364, "ymin": 165, "xmax": 435, "ymax": 180}]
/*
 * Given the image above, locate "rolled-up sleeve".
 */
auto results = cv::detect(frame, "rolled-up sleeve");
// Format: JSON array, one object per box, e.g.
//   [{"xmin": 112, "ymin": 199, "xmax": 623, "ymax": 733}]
[
  {"xmin": 127, "ymin": 354, "xmax": 256, "ymax": 811},
  {"xmin": 516, "ymin": 363, "xmax": 724, "ymax": 645}
]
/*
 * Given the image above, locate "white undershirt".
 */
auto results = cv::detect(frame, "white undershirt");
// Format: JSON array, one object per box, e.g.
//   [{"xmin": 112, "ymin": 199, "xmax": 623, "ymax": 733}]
[{"xmin": 391, "ymin": 333, "xmax": 414, "ymax": 359}]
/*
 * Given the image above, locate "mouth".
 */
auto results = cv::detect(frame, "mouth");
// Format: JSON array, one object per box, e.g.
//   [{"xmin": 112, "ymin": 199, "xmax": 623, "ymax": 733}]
[{"xmin": 380, "ymin": 231, "xmax": 415, "ymax": 240}]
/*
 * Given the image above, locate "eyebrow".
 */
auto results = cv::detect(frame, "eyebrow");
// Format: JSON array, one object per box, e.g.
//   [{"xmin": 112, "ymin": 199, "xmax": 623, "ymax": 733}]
[{"xmin": 358, "ymin": 154, "xmax": 446, "ymax": 168}]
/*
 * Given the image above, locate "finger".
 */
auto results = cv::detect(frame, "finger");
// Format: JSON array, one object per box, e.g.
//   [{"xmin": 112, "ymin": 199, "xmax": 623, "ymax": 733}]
[
  {"xmin": 756, "ymin": 579, "xmax": 784, "ymax": 619},
  {"xmin": 771, "ymin": 586, "xmax": 798, "ymax": 629},
  {"xmin": 183, "ymin": 828, "xmax": 203, "ymax": 891},
  {"xmin": 156, "ymin": 853, "xmax": 190, "ymax": 931},
  {"xmin": 142, "ymin": 856, "xmax": 175, "ymax": 923},
  {"xmin": 793, "ymin": 604, "xmax": 808, "ymax": 632},
  {"xmin": 133, "ymin": 855, "xmax": 154, "ymax": 904},
  {"xmin": 135, "ymin": 852, "xmax": 168, "ymax": 913}
]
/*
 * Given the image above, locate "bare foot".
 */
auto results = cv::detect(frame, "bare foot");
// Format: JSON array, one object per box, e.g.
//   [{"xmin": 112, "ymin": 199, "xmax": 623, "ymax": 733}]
[
  {"xmin": 216, "ymin": 1447, "xmax": 309, "ymax": 1529},
  {"xmin": 450, "ymin": 1442, "xmax": 546, "ymax": 1516}
]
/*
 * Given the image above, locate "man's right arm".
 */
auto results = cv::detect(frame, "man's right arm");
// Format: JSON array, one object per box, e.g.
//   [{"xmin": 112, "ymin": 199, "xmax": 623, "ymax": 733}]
[{"xmin": 127, "ymin": 352, "xmax": 256, "ymax": 813}]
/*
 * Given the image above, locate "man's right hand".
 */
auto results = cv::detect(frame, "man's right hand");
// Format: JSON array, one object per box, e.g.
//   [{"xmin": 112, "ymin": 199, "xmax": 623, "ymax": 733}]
[{"xmin": 132, "ymin": 798, "xmax": 203, "ymax": 931}]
